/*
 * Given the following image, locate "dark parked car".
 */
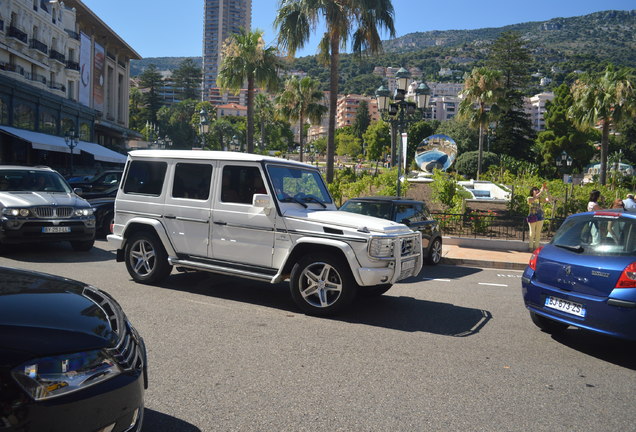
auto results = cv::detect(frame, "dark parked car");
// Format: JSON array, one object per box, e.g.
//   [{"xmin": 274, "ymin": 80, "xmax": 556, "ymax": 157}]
[
  {"xmin": 0, "ymin": 266, "xmax": 147, "ymax": 431},
  {"xmin": 522, "ymin": 209, "xmax": 636, "ymax": 341},
  {"xmin": 69, "ymin": 170, "xmax": 123, "ymax": 195},
  {"xmin": 89, "ymin": 195, "xmax": 115, "ymax": 237},
  {"xmin": 340, "ymin": 196, "xmax": 442, "ymax": 264},
  {"xmin": 0, "ymin": 166, "xmax": 95, "ymax": 251}
]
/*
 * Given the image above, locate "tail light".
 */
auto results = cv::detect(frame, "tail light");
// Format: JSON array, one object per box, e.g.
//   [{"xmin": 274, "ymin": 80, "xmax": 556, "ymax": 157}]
[
  {"xmin": 615, "ymin": 262, "xmax": 636, "ymax": 288},
  {"xmin": 528, "ymin": 246, "xmax": 543, "ymax": 270}
]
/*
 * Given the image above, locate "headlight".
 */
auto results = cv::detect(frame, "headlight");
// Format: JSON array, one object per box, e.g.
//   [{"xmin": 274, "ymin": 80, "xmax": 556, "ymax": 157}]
[
  {"xmin": 369, "ymin": 237, "xmax": 394, "ymax": 258},
  {"xmin": 74, "ymin": 208, "xmax": 94, "ymax": 216},
  {"xmin": 2, "ymin": 208, "xmax": 31, "ymax": 217},
  {"xmin": 11, "ymin": 350, "xmax": 121, "ymax": 401}
]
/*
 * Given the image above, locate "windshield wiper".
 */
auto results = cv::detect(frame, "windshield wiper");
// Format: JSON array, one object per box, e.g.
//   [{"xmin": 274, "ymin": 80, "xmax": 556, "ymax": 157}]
[
  {"xmin": 279, "ymin": 196, "xmax": 307, "ymax": 208},
  {"xmin": 555, "ymin": 244, "xmax": 584, "ymax": 253},
  {"xmin": 302, "ymin": 196, "xmax": 327, "ymax": 208}
]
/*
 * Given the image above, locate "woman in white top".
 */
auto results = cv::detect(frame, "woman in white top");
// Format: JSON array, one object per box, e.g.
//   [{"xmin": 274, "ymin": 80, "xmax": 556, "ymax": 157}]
[{"xmin": 587, "ymin": 190, "xmax": 601, "ymax": 212}]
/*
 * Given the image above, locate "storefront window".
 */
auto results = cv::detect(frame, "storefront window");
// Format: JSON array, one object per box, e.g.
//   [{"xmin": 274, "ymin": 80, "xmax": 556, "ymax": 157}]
[
  {"xmin": 79, "ymin": 122, "xmax": 90, "ymax": 141},
  {"xmin": 13, "ymin": 101, "xmax": 35, "ymax": 131},
  {"xmin": 39, "ymin": 109, "xmax": 58, "ymax": 135}
]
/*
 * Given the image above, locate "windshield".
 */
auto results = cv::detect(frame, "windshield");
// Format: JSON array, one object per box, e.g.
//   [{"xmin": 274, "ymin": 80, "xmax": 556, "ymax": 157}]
[
  {"xmin": 0, "ymin": 170, "xmax": 71, "ymax": 193},
  {"xmin": 552, "ymin": 213, "xmax": 636, "ymax": 256},
  {"xmin": 266, "ymin": 164, "xmax": 332, "ymax": 205},
  {"xmin": 340, "ymin": 201, "xmax": 394, "ymax": 220}
]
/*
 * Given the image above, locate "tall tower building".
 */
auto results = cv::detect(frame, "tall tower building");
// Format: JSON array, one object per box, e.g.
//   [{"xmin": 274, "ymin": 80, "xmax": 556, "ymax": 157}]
[{"xmin": 202, "ymin": 0, "xmax": 252, "ymax": 101}]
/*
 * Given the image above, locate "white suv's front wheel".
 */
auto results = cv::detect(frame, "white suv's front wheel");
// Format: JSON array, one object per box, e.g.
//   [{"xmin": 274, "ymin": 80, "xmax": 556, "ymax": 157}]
[
  {"xmin": 290, "ymin": 254, "xmax": 357, "ymax": 316},
  {"xmin": 125, "ymin": 232, "xmax": 173, "ymax": 284}
]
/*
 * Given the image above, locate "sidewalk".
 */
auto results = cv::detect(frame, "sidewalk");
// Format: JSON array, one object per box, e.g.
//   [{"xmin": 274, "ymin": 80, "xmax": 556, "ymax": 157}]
[{"xmin": 440, "ymin": 237, "xmax": 533, "ymax": 270}]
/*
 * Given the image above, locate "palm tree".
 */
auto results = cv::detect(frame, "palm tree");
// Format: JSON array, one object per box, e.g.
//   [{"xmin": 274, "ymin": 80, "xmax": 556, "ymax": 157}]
[
  {"xmin": 217, "ymin": 29, "xmax": 282, "ymax": 153},
  {"xmin": 458, "ymin": 67, "xmax": 505, "ymax": 180},
  {"xmin": 277, "ymin": 76, "xmax": 328, "ymax": 162},
  {"xmin": 275, "ymin": 0, "xmax": 395, "ymax": 182},
  {"xmin": 254, "ymin": 93, "xmax": 275, "ymax": 151},
  {"xmin": 568, "ymin": 65, "xmax": 636, "ymax": 185}
]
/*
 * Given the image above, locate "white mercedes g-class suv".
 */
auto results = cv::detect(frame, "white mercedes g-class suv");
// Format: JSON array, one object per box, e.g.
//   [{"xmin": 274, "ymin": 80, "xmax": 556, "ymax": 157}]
[{"xmin": 108, "ymin": 150, "xmax": 422, "ymax": 315}]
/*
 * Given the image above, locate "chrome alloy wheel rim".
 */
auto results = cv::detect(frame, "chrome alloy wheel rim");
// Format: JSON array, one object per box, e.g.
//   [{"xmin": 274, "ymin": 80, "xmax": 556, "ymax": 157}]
[
  {"xmin": 299, "ymin": 262, "xmax": 343, "ymax": 308},
  {"xmin": 130, "ymin": 239, "xmax": 156, "ymax": 276},
  {"xmin": 430, "ymin": 240, "xmax": 442, "ymax": 263}
]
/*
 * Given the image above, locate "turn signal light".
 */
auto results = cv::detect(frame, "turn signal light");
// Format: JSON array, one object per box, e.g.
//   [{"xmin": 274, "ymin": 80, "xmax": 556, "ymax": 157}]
[
  {"xmin": 615, "ymin": 262, "xmax": 636, "ymax": 288},
  {"xmin": 528, "ymin": 246, "xmax": 543, "ymax": 270}
]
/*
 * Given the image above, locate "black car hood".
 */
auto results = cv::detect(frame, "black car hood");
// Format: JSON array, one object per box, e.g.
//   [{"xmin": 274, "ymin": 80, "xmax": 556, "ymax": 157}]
[{"xmin": 0, "ymin": 267, "xmax": 117, "ymax": 366}]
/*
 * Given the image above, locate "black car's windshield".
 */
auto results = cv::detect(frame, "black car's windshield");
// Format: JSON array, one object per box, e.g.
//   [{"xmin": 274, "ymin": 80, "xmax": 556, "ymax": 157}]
[
  {"xmin": 552, "ymin": 213, "xmax": 636, "ymax": 256},
  {"xmin": 0, "ymin": 170, "xmax": 71, "ymax": 193},
  {"xmin": 340, "ymin": 201, "xmax": 393, "ymax": 220},
  {"xmin": 266, "ymin": 164, "xmax": 332, "ymax": 205}
]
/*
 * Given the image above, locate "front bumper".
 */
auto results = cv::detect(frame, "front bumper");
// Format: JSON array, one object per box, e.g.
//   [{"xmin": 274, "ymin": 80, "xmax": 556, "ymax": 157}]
[{"xmin": 0, "ymin": 217, "xmax": 95, "ymax": 244}]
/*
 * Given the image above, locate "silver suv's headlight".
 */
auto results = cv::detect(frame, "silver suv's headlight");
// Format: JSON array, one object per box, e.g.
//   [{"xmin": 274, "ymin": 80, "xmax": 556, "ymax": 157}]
[
  {"xmin": 2, "ymin": 208, "xmax": 32, "ymax": 217},
  {"xmin": 11, "ymin": 349, "xmax": 122, "ymax": 401},
  {"xmin": 74, "ymin": 208, "xmax": 94, "ymax": 216},
  {"xmin": 369, "ymin": 237, "xmax": 394, "ymax": 258}
]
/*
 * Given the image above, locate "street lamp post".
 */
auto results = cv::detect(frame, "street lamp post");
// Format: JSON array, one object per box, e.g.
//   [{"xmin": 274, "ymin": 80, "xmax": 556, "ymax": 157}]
[
  {"xmin": 64, "ymin": 128, "xmax": 79, "ymax": 178},
  {"xmin": 556, "ymin": 150, "xmax": 574, "ymax": 217},
  {"xmin": 199, "ymin": 108, "xmax": 209, "ymax": 150},
  {"xmin": 375, "ymin": 68, "xmax": 430, "ymax": 197}
]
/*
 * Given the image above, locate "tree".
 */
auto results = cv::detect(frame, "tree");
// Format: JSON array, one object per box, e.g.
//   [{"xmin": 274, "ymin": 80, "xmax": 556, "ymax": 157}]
[
  {"xmin": 335, "ymin": 132, "xmax": 362, "ymax": 157},
  {"xmin": 276, "ymin": 76, "xmax": 328, "ymax": 162},
  {"xmin": 171, "ymin": 58, "xmax": 202, "ymax": 101},
  {"xmin": 458, "ymin": 67, "xmax": 505, "ymax": 179},
  {"xmin": 275, "ymin": 0, "xmax": 396, "ymax": 183},
  {"xmin": 352, "ymin": 100, "xmax": 371, "ymax": 139},
  {"xmin": 138, "ymin": 64, "xmax": 164, "ymax": 124},
  {"xmin": 217, "ymin": 29, "xmax": 282, "ymax": 153},
  {"xmin": 487, "ymin": 32, "xmax": 536, "ymax": 160},
  {"xmin": 362, "ymin": 121, "xmax": 390, "ymax": 162},
  {"xmin": 254, "ymin": 93, "xmax": 276, "ymax": 150},
  {"xmin": 568, "ymin": 65, "xmax": 636, "ymax": 185},
  {"xmin": 156, "ymin": 99, "xmax": 198, "ymax": 149}
]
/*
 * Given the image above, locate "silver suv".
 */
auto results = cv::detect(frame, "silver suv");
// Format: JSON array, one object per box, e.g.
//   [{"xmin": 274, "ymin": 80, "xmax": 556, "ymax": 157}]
[
  {"xmin": 108, "ymin": 151, "xmax": 423, "ymax": 315},
  {"xmin": 0, "ymin": 166, "xmax": 96, "ymax": 251}
]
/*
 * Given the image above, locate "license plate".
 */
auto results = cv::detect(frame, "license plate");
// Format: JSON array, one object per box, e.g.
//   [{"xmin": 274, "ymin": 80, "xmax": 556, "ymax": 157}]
[
  {"xmin": 42, "ymin": 226, "xmax": 71, "ymax": 233},
  {"xmin": 401, "ymin": 259, "xmax": 416, "ymax": 271},
  {"xmin": 545, "ymin": 296, "xmax": 586, "ymax": 317}
]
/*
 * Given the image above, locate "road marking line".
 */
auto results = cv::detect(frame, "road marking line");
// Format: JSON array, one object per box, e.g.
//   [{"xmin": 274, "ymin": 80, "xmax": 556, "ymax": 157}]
[
  {"xmin": 478, "ymin": 282, "xmax": 509, "ymax": 287},
  {"xmin": 421, "ymin": 278, "xmax": 451, "ymax": 282}
]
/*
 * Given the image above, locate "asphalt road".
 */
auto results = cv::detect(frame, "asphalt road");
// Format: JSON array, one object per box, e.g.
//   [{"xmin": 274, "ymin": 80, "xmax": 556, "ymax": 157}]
[{"xmin": 1, "ymin": 240, "xmax": 635, "ymax": 431}]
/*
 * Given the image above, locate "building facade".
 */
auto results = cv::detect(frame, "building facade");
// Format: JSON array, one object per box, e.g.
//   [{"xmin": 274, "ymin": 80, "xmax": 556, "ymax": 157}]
[
  {"xmin": 336, "ymin": 94, "xmax": 379, "ymax": 129},
  {"xmin": 0, "ymin": 0, "xmax": 140, "ymax": 173},
  {"xmin": 525, "ymin": 92, "xmax": 554, "ymax": 131},
  {"xmin": 202, "ymin": 0, "xmax": 251, "ymax": 100}
]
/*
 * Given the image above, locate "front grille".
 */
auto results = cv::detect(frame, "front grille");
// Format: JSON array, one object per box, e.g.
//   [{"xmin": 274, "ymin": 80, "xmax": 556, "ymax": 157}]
[
  {"xmin": 400, "ymin": 235, "xmax": 420, "ymax": 257},
  {"xmin": 83, "ymin": 287, "xmax": 144, "ymax": 372},
  {"xmin": 33, "ymin": 206, "xmax": 73, "ymax": 218}
]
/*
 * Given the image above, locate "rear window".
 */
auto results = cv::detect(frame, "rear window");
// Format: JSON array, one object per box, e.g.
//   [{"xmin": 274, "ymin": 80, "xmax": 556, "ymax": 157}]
[
  {"xmin": 340, "ymin": 201, "xmax": 393, "ymax": 220},
  {"xmin": 552, "ymin": 213, "xmax": 636, "ymax": 256},
  {"xmin": 122, "ymin": 161, "xmax": 167, "ymax": 196}
]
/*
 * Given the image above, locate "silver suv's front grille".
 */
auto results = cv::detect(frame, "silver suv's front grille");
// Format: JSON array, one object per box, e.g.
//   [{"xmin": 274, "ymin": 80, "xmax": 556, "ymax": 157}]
[{"xmin": 33, "ymin": 206, "xmax": 73, "ymax": 218}]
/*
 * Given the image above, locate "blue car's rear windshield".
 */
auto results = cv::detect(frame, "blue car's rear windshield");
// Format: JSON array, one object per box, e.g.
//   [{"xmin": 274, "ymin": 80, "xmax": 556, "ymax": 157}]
[{"xmin": 552, "ymin": 213, "xmax": 636, "ymax": 256}]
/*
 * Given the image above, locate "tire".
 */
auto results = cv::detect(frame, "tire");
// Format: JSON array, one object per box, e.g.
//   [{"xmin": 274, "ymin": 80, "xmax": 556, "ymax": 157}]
[
  {"xmin": 290, "ymin": 253, "xmax": 357, "ymax": 316},
  {"xmin": 102, "ymin": 211, "xmax": 114, "ymax": 236},
  {"xmin": 427, "ymin": 237, "xmax": 442, "ymax": 265},
  {"xmin": 124, "ymin": 232, "xmax": 172, "ymax": 284},
  {"xmin": 358, "ymin": 284, "xmax": 393, "ymax": 297},
  {"xmin": 70, "ymin": 239, "xmax": 94, "ymax": 251},
  {"xmin": 529, "ymin": 311, "xmax": 568, "ymax": 334}
]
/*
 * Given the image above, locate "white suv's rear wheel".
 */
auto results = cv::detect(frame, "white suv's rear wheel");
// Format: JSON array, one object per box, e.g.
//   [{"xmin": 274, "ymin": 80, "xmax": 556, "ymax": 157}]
[
  {"xmin": 125, "ymin": 232, "xmax": 172, "ymax": 284},
  {"xmin": 290, "ymin": 254, "xmax": 357, "ymax": 316}
]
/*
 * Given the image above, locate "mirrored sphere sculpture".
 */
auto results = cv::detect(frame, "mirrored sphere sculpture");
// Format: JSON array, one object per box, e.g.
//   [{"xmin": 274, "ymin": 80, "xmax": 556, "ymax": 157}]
[{"xmin": 414, "ymin": 134, "xmax": 458, "ymax": 173}]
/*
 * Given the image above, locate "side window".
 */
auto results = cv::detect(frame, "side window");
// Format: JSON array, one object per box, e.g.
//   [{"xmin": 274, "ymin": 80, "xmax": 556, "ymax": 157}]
[
  {"xmin": 122, "ymin": 161, "xmax": 167, "ymax": 196},
  {"xmin": 172, "ymin": 163, "xmax": 213, "ymax": 200},
  {"xmin": 221, "ymin": 165, "xmax": 266, "ymax": 204},
  {"xmin": 395, "ymin": 204, "xmax": 417, "ymax": 223}
]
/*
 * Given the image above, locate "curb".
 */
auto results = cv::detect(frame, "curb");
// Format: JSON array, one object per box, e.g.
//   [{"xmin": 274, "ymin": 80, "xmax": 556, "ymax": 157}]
[{"xmin": 440, "ymin": 256, "xmax": 528, "ymax": 271}]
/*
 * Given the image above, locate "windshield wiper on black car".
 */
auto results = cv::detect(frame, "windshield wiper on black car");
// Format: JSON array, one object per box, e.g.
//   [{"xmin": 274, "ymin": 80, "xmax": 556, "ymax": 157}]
[
  {"xmin": 302, "ymin": 196, "xmax": 327, "ymax": 208},
  {"xmin": 555, "ymin": 244, "xmax": 584, "ymax": 253},
  {"xmin": 279, "ymin": 196, "xmax": 307, "ymax": 208}
]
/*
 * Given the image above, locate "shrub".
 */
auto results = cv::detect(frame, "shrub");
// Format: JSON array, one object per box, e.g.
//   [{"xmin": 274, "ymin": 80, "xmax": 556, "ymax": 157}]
[{"xmin": 454, "ymin": 151, "xmax": 499, "ymax": 179}]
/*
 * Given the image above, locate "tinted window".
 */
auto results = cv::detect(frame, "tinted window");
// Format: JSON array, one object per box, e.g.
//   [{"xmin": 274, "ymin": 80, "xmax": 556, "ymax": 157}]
[
  {"xmin": 0, "ymin": 169, "xmax": 70, "ymax": 193},
  {"xmin": 395, "ymin": 204, "xmax": 418, "ymax": 223},
  {"xmin": 123, "ymin": 161, "xmax": 167, "ymax": 196},
  {"xmin": 340, "ymin": 201, "xmax": 393, "ymax": 220},
  {"xmin": 553, "ymin": 214, "xmax": 636, "ymax": 256},
  {"xmin": 221, "ymin": 166, "xmax": 265, "ymax": 204},
  {"xmin": 172, "ymin": 163, "xmax": 213, "ymax": 200}
]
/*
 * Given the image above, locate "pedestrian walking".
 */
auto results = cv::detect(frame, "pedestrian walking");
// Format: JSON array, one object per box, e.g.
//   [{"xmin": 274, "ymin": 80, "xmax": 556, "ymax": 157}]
[
  {"xmin": 622, "ymin": 194, "xmax": 636, "ymax": 212},
  {"xmin": 587, "ymin": 190, "xmax": 601, "ymax": 212},
  {"xmin": 527, "ymin": 183, "xmax": 551, "ymax": 251}
]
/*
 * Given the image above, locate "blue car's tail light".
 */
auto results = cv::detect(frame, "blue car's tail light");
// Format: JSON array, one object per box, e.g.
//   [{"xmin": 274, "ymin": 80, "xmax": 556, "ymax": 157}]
[
  {"xmin": 615, "ymin": 262, "xmax": 636, "ymax": 289},
  {"xmin": 528, "ymin": 246, "xmax": 543, "ymax": 270}
]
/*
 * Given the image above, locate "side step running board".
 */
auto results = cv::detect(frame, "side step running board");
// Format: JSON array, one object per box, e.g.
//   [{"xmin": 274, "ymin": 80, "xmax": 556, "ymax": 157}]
[{"xmin": 169, "ymin": 258, "xmax": 275, "ymax": 282}]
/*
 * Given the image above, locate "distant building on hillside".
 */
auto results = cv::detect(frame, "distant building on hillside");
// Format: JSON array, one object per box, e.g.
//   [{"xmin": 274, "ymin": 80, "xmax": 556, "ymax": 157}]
[{"xmin": 525, "ymin": 92, "xmax": 554, "ymax": 131}]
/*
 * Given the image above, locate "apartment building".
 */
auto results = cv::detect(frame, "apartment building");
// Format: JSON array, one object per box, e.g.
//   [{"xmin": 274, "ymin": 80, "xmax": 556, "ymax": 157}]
[
  {"xmin": 0, "ymin": 0, "xmax": 140, "ymax": 170},
  {"xmin": 202, "ymin": 0, "xmax": 251, "ymax": 100},
  {"xmin": 336, "ymin": 94, "xmax": 379, "ymax": 129},
  {"xmin": 525, "ymin": 92, "xmax": 555, "ymax": 131}
]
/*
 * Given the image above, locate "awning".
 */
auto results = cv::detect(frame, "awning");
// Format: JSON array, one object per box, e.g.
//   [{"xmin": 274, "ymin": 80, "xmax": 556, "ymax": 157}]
[{"xmin": 0, "ymin": 126, "xmax": 127, "ymax": 164}]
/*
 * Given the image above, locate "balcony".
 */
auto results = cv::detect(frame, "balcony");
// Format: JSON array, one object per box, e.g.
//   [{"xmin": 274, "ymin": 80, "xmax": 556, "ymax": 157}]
[
  {"xmin": 66, "ymin": 60, "xmax": 80, "ymax": 71},
  {"xmin": 49, "ymin": 82, "xmax": 66, "ymax": 92},
  {"xmin": 50, "ymin": 49, "xmax": 65, "ymax": 63},
  {"xmin": 29, "ymin": 38, "xmax": 48, "ymax": 55},
  {"xmin": 25, "ymin": 71, "xmax": 47, "ymax": 85},
  {"xmin": 64, "ymin": 29, "xmax": 80, "ymax": 40},
  {"xmin": 8, "ymin": 26, "xmax": 28, "ymax": 44}
]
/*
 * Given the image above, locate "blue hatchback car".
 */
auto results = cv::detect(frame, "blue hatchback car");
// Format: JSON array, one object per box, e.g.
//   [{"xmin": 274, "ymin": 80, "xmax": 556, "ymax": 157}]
[{"xmin": 522, "ymin": 209, "xmax": 636, "ymax": 341}]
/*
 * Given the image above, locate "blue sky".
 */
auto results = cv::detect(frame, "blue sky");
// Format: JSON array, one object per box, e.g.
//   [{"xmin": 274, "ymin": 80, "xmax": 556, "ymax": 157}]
[{"xmin": 81, "ymin": 0, "xmax": 634, "ymax": 59}]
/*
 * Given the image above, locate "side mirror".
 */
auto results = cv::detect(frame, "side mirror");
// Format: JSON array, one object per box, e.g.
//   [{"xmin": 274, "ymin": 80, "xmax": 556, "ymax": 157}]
[
  {"xmin": 252, "ymin": 194, "xmax": 273, "ymax": 215},
  {"xmin": 73, "ymin": 187, "xmax": 83, "ymax": 195},
  {"xmin": 401, "ymin": 218, "xmax": 411, "ymax": 226}
]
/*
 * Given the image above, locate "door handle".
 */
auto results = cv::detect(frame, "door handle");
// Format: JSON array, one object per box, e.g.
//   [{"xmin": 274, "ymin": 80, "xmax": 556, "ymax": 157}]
[
  {"xmin": 214, "ymin": 221, "xmax": 227, "ymax": 226},
  {"xmin": 164, "ymin": 215, "xmax": 176, "ymax": 219}
]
